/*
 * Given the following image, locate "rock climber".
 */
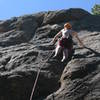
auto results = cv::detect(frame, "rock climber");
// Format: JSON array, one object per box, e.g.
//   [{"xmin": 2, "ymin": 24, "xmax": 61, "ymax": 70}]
[{"xmin": 52, "ymin": 22, "xmax": 84, "ymax": 62}]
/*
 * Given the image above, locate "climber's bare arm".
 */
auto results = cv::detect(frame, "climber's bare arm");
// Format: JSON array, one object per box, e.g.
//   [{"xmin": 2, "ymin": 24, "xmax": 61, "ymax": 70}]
[
  {"xmin": 72, "ymin": 32, "xmax": 84, "ymax": 47},
  {"xmin": 52, "ymin": 31, "xmax": 62, "ymax": 44}
]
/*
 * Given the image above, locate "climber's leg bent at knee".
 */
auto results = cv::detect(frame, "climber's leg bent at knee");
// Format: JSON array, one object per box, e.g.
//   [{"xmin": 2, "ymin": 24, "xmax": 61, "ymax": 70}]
[
  {"xmin": 54, "ymin": 44, "xmax": 62, "ymax": 57},
  {"xmin": 61, "ymin": 48, "xmax": 68, "ymax": 62}
]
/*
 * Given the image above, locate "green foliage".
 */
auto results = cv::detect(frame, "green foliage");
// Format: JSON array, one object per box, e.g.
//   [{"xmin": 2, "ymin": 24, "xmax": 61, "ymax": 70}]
[{"xmin": 92, "ymin": 4, "xmax": 100, "ymax": 15}]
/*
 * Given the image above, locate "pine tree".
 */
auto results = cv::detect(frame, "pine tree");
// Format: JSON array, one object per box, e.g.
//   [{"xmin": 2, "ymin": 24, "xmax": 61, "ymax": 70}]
[{"xmin": 92, "ymin": 4, "xmax": 100, "ymax": 15}]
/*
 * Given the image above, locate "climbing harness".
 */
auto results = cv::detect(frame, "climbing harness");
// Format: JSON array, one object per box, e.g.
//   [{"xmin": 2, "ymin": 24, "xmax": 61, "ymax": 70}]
[{"xmin": 29, "ymin": 50, "xmax": 54, "ymax": 100}]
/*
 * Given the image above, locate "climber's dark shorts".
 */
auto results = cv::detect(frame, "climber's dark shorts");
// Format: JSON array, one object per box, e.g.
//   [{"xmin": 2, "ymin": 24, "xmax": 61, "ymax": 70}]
[{"xmin": 59, "ymin": 37, "xmax": 73, "ymax": 50}]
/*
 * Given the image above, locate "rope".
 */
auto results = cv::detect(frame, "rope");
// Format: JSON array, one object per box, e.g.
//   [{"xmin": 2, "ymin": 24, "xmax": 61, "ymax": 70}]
[{"xmin": 29, "ymin": 50, "xmax": 54, "ymax": 100}]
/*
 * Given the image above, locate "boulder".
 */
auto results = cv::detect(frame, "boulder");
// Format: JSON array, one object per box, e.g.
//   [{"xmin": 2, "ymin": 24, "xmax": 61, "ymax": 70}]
[{"xmin": 0, "ymin": 8, "xmax": 100, "ymax": 100}]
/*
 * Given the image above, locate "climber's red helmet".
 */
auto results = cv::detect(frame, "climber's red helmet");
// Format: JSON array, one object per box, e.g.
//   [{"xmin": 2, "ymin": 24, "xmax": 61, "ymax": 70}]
[{"xmin": 64, "ymin": 23, "xmax": 72, "ymax": 29}]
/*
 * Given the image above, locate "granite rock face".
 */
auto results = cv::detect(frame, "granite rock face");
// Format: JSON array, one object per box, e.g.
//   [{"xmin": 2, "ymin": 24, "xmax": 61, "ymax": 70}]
[
  {"xmin": 0, "ymin": 8, "xmax": 100, "ymax": 100},
  {"xmin": 46, "ymin": 31, "xmax": 100, "ymax": 100}
]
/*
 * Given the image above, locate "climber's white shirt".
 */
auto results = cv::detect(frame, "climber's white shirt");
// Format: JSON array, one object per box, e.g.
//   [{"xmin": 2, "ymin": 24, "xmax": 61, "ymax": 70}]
[{"xmin": 61, "ymin": 29, "xmax": 74, "ymax": 38}]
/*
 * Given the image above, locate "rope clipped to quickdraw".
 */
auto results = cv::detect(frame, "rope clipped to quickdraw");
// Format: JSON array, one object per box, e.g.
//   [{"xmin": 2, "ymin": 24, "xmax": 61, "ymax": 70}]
[{"xmin": 29, "ymin": 50, "xmax": 54, "ymax": 100}]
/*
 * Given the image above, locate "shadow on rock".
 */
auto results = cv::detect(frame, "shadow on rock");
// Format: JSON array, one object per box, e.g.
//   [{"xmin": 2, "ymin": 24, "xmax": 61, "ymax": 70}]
[{"xmin": 85, "ymin": 46, "xmax": 100, "ymax": 57}]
